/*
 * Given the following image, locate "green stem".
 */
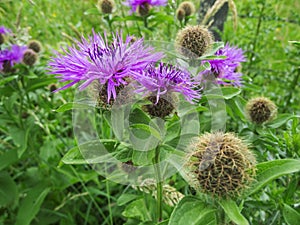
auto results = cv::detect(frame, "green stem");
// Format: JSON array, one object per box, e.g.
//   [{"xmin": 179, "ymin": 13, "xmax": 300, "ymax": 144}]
[
  {"xmin": 153, "ymin": 145, "xmax": 163, "ymax": 222},
  {"xmin": 217, "ymin": 204, "xmax": 226, "ymax": 225},
  {"xmin": 106, "ymin": 179, "xmax": 113, "ymax": 225},
  {"xmin": 248, "ymin": 2, "xmax": 266, "ymax": 76},
  {"xmin": 285, "ymin": 68, "xmax": 300, "ymax": 107}
]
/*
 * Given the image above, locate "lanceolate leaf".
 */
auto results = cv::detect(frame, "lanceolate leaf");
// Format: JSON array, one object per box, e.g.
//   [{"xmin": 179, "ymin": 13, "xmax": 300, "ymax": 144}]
[
  {"xmin": 168, "ymin": 197, "xmax": 216, "ymax": 225},
  {"xmin": 248, "ymin": 159, "xmax": 300, "ymax": 195},
  {"xmin": 219, "ymin": 199, "xmax": 249, "ymax": 225},
  {"xmin": 282, "ymin": 203, "xmax": 300, "ymax": 225}
]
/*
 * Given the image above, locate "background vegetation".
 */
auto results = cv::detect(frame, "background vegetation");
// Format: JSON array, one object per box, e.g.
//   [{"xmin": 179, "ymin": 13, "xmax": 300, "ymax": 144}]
[{"xmin": 0, "ymin": 0, "xmax": 299, "ymax": 224}]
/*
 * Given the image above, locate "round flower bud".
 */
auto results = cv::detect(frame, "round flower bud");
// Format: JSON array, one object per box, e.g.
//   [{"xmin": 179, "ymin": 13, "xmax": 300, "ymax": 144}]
[
  {"xmin": 137, "ymin": 3, "xmax": 151, "ymax": 17},
  {"xmin": 1, "ymin": 60, "xmax": 15, "ymax": 74},
  {"xmin": 142, "ymin": 93, "xmax": 178, "ymax": 118},
  {"xmin": 186, "ymin": 132, "xmax": 256, "ymax": 198},
  {"xmin": 28, "ymin": 40, "xmax": 42, "ymax": 53},
  {"xmin": 176, "ymin": 8, "xmax": 185, "ymax": 21},
  {"xmin": 22, "ymin": 49, "xmax": 38, "ymax": 66},
  {"xmin": 178, "ymin": 1, "xmax": 195, "ymax": 17},
  {"xmin": 175, "ymin": 25, "xmax": 214, "ymax": 58},
  {"xmin": 98, "ymin": 0, "xmax": 115, "ymax": 14},
  {"xmin": 245, "ymin": 97, "xmax": 277, "ymax": 124}
]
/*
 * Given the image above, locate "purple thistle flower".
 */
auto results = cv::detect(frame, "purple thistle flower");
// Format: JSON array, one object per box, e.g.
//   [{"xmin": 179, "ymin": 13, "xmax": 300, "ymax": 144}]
[
  {"xmin": 0, "ymin": 26, "xmax": 12, "ymax": 34},
  {"xmin": 48, "ymin": 31, "xmax": 163, "ymax": 102},
  {"xmin": 133, "ymin": 62, "xmax": 201, "ymax": 103},
  {"xmin": 0, "ymin": 44, "xmax": 27, "ymax": 70},
  {"xmin": 197, "ymin": 43, "xmax": 246, "ymax": 86},
  {"xmin": 124, "ymin": 0, "xmax": 168, "ymax": 13}
]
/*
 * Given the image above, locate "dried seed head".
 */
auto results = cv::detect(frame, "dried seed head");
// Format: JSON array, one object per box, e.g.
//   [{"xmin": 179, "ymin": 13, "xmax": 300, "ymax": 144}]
[
  {"xmin": 22, "ymin": 49, "xmax": 38, "ymax": 66},
  {"xmin": 28, "ymin": 40, "xmax": 42, "ymax": 53},
  {"xmin": 186, "ymin": 132, "xmax": 256, "ymax": 198},
  {"xmin": 176, "ymin": 8, "xmax": 185, "ymax": 21},
  {"xmin": 137, "ymin": 3, "xmax": 151, "ymax": 17},
  {"xmin": 178, "ymin": 1, "xmax": 195, "ymax": 17},
  {"xmin": 245, "ymin": 97, "xmax": 277, "ymax": 124},
  {"xmin": 175, "ymin": 25, "xmax": 214, "ymax": 58},
  {"xmin": 98, "ymin": 0, "xmax": 115, "ymax": 14},
  {"xmin": 142, "ymin": 94, "xmax": 178, "ymax": 118}
]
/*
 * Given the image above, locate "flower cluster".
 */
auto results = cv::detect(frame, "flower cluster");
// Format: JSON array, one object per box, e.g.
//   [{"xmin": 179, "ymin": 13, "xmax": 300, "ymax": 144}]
[
  {"xmin": 0, "ymin": 26, "xmax": 40, "ymax": 73},
  {"xmin": 49, "ymin": 31, "xmax": 165, "ymax": 102},
  {"xmin": 197, "ymin": 43, "xmax": 246, "ymax": 86}
]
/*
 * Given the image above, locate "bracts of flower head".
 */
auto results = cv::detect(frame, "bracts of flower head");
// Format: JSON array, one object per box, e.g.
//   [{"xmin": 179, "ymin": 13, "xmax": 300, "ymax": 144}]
[
  {"xmin": 196, "ymin": 43, "xmax": 246, "ymax": 87},
  {"xmin": 132, "ymin": 62, "xmax": 201, "ymax": 118},
  {"xmin": 48, "ymin": 30, "xmax": 164, "ymax": 104},
  {"xmin": 185, "ymin": 132, "xmax": 256, "ymax": 198}
]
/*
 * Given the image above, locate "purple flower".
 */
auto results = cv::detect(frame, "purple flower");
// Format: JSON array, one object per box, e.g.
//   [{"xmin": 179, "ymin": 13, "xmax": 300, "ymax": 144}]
[
  {"xmin": 197, "ymin": 43, "xmax": 246, "ymax": 86},
  {"xmin": 48, "ymin": 31, "xmax": 163, "ymax": 102},
  {"xmin": 124, "ymin": 0, "xmax": 168, "ymax": 13},
  {"xmin": 0, "ymin": 44, "xmax": 27, "ymax": 70},
  {"xmin": 0, "ymin": 26, "xmax": 12, "ymax": 34},
  {"xmin": 133, "ymin": 62, "xmax": 201, "ymax": 103}
]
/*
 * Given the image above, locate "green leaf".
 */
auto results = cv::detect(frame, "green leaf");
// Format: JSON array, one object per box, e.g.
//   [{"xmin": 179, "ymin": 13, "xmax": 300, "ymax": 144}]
[
  {"xmin": 56, "ymin": 102, "xmax": 93, "ymax": 112},
  {"xmin": 84, "ymin": 7, "xmax": 101, "ymax": 15},
  {"xmin": 122, "ymin": 199, "xmax": 152, "ymax": 222},
  {"xmin": 282, "ymin": 203, "xmax": 300, "ymax": 225},
  {"xmin": 0, "ymin": 172, "xmax": 18, "ymax": 207},
  {"xmin": 16, "ymin": 184, "xmax": 50, "ymax": 225},
  {"xmin": 221, "ymin": 87, "xmax": 242, "ymax": 100},
  {"xmin": 132, "ymin": 148, "xmax": 155, "ymax": 166},
  {"xmin": 266, "ymin": 114, "xmax": 300, "ymax": 129},
  {"xmin": 26, "ymin": 77, "xmax": 57, "ymax": 92},
  {"xmin": 0, "ymin": 75, "xmax": 17, "ymax": 86},
  {"xmin": 60, "ymin": 139, "xmax": 118, "ymax": 165},
  {"xmin": 248, "ymin": 159, "xmax": 300, "ymax": 195},
  {"xmin": 130, "ymin": 123, "xmax": 162, "ymax": 141},
  {"xmin": 8, "ymin": 126, "xmax": 30, "ymax": 158},
  {"xmin": 0, "ymin": 149, "xmax": 18, "ymax": 171},
  {"xmin": 168, "ymin": 196, "xmax": 217, "ymax": 225},
  {"xmin": 219, "ymin": 199, "xmax": 249, "ymax": 225},
  {"xmin": 117, "ymin": 194, "xmax": 140, "ymax": 206}
]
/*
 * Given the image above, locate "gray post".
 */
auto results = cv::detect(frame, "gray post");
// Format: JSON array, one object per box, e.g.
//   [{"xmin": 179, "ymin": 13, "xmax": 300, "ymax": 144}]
[{"xmin": 198, "ymin": 0, "xmax": 229, "ymax": 41}]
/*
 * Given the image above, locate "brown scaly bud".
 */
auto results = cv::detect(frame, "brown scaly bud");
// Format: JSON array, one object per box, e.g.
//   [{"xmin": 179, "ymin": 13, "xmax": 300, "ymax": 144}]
[
  {"xmin": 22, "ymin": 49, "xmax": 38, "ymax": 66},
  {"xmin": 245, "ymin": 97, "xmax": 277, "ymax": 124},
  {"xmin": 175, "ymin": 25, "xmax": 214, "ymax": 58},
  {"xmin": 176, "ymin": 8, "xmax": 185, "ymax": 21},
  {"xmin": 98, "ymin": 0, "xmax": 115, "ymax": 14},
  {"xmin": 178, "ymin": 1, "xmax": 195, "ymax": 17},
  {"xmin": 28, "ymin": 40, "xmax": 42, "ymax": 53},
  {"xmin": 137, "ymin": 3, "xmax": 151, "ymax": 17}
]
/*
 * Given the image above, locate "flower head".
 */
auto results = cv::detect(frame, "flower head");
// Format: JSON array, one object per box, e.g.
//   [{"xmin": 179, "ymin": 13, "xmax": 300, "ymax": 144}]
[
  {"xmin": 48, "ymin": 31, "xmax": 163, "ymax": 102},
  {"xmin": 133, "ymin": 62, "xmax": 201, "ymax": 104},
  {"xmin": 0, "ymin": 44, "xmax": 27, "ymax": 71},
  {"xmin": 0, "ymin": 26, "xmax": 12, "ymax": 34},
  {"xmin": 198, "ymin": 43, "xmax": 246, "ymax": 86},
  {"xmin": 124, "ymin": 0, "xmax": 168, "ymax": 13}
]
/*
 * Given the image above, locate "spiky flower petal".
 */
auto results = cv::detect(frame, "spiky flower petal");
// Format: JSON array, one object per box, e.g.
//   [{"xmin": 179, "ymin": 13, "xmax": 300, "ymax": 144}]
[{"xmin": 133, "ymin": 62, "xmax": 201, "ymax": 103}]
